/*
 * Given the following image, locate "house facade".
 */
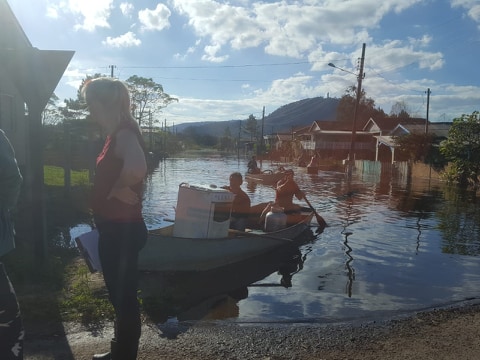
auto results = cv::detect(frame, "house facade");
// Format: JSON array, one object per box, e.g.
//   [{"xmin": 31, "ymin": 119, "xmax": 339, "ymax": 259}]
[
  {"xmin": 1, "ymin": 0, "xmax": 74, "ymax": 259},
  {"xmin": 272, "ymin": 116, "xmax": 452, "ymax": 164}
]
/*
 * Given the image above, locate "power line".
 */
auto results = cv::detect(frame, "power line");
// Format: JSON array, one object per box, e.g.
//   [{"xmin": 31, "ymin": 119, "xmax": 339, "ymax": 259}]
[{"xmin": 120, "ymin": 61, "xmax": 312, "ymax": 69}]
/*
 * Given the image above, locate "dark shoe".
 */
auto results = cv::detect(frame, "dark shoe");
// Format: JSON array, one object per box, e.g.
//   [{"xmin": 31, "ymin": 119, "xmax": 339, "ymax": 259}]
[{"xmin": 92, "ymin": 352, "xmax": 111, "ymax": 360}]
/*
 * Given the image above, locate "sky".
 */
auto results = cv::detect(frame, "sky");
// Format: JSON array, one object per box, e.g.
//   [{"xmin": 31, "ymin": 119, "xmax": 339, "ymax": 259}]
[{"xmin": 7, "ymin": 0, "xmax": 480, "ymax": 126}]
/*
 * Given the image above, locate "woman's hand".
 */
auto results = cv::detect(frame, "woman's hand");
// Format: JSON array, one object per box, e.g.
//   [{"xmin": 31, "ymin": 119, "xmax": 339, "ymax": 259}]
[{"xmin": 107, "ymin": 186, "xmax": 139, "ymax": 205}]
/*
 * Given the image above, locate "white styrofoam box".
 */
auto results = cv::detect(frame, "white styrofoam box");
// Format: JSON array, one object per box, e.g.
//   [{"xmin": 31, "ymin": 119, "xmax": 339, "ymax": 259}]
[{"xmin": 173, "ymin": 183, "xmax": 234, "ymax": 238}]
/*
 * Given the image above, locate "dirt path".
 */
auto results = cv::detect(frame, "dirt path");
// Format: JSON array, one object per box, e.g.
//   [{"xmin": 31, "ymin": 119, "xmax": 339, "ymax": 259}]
[{"xmin": 24, "ymin": 301, "xmax": 480, "ymax": 360}]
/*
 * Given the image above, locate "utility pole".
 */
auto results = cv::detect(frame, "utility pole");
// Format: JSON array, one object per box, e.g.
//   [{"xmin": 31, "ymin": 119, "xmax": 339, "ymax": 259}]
[
  {"xmin": 425, "ymin": 88, "xmax": 431, "ymax": 134},
  {"xmin": 109, "ymin": 65, "xmax": 116, "ymax": 77},
  {"xmin": 347, "ymin": 42, "xmax": 366, "ymax": 175},
  {"xmin": 260, "ymin": 106, "xmax": 265, "ymax": 155}
]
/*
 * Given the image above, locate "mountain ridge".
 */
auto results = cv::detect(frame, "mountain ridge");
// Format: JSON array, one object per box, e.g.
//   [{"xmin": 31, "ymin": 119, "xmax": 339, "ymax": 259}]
[{"xmin": 174, "ymin": 96, "xmax": 340, "ymax": 137}]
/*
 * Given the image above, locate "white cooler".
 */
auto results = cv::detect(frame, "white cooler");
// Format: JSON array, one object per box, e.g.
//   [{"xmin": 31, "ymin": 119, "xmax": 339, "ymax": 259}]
[{"xmin": 173, "ymin": 183, "xmax": 234, "ymax": 238}]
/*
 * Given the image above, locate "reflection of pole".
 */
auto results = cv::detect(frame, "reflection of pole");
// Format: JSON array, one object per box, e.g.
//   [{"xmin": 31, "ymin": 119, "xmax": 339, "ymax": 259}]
[
  {"xmin": 343, "ymin": 231, "xmax": 355, "ymax": 298},
  {"xmin": 347, "ymin": 43, "xmax": 366, "ymax": 175}
]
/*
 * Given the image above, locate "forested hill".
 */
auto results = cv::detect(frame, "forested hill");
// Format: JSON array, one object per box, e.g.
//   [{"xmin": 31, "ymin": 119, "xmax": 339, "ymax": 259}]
[{"xmin": 174, "ymin": 96, "xmax": 340, "ymax": 137}]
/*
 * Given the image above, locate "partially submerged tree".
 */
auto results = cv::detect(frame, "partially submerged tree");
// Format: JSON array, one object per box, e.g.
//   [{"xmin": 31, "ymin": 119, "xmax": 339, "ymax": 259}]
[
  {"xmin": 394, "ymin": 132, "xmax": 436, "ymax": 162},
  {"xmin": 440, "ymin": 111, "xmax": 480, "ymax": 188}
]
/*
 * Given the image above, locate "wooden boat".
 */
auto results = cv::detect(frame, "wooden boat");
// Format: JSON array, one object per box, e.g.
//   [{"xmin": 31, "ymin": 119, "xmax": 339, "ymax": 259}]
[
  {"xmin": 138, "ymin": 206, "xmax": 313, "ymax": 272},
  {"xmin": 76, "ymin": 182, "xmax": 318, "ymax": 273},
  {"xmin": 245, "ymin": 168, "xmax": 287, "ymax": 185}
]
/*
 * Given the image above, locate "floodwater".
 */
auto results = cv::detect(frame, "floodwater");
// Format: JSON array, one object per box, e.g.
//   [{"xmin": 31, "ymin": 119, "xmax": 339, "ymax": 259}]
[{"xmin": 76, "ymin": 155, "xmax": 480, "ymax": 324}]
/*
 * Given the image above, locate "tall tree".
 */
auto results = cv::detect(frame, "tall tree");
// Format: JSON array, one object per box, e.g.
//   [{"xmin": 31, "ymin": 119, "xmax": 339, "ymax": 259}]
[
  {"xmin": 336, "ymin": 85, "xmax": 385, "ymax": 124},
  {"xmin": 125, "ymin": 75, "xmax": 178, "ymax": 127},
  {"xmin": 440, "ymin": 111, "xmax": 480, "ymax": 188},
  {"xmin": 390, "ymin": 101, "xmax": 411, "ymax": 118},
  {"xmin": 244, "ymin": 114, "xmax": 258, "ymax": 141},
  {"xmin": 60, "ymin": 74, "xmax": 103, "ymax": 121},
  {"xmin": 42, "ymin": 93, "xmax": 62, "ymax": 125}
]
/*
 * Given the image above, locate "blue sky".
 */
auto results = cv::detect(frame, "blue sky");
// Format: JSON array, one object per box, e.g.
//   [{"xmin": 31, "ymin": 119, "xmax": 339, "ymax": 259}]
[{"xmin": 8, "ymin": 0, "xmax": 480, "ymax": 125}]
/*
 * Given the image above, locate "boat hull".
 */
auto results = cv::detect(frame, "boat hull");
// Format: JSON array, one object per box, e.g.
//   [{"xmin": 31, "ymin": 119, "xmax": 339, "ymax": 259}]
[{"xmin": 138, "ymin": 211, "xmax": 313, "ymax": 272}]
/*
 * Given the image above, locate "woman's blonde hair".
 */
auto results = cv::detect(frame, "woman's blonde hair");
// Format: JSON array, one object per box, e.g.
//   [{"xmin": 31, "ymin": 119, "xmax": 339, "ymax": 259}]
[{"xmin": 81, "ymin": 77, "xmax": 136, "ymax": 123}]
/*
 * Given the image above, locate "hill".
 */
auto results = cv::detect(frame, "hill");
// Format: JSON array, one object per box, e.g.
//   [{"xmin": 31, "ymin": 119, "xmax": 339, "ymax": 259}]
[{"xmin": 174, "ymin": 96, "xmax": 339, "ymax": 137}]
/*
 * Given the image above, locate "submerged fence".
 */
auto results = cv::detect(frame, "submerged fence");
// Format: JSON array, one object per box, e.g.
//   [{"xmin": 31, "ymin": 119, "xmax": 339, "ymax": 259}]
[{"xmin": 354, "ymin": 160, "xmax": 410, "ymax": 184}]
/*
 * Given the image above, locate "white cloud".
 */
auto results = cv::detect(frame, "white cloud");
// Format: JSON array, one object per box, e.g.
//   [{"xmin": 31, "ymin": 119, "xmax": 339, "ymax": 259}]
[
  {"xmin": 102, "ymin": 31, "xmax": 141, "ymax": 48},
  {"xmin": 68, "ymin": 0, "xmax": 114, "ymax": 32},
  {"xmin": 171, "ymin": 0, "xmax": 425, "ymax": 62},
  {"xmin": 138, "ymin": 4, "xmax": 171, "ymax": 31},
  {"xmin": 202, "ymin": 43, "xmax": 229, "ymax": 62},
  {"xmin": 120, "ymin": 2, "xmax": 135, "ymax": 17}
]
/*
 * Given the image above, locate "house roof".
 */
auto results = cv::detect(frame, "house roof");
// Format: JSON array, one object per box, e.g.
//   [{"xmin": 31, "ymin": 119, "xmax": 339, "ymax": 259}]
[
  {"xmin": 0, "ymin": 0, "xmax": 31, "ymax": 49},
  {"xmin": 1, "ymin": 0, "xmax": 75, "ymax": 109},
  {"xmin": 292, "ymin": 125, "xmax": 311, "ymax": 135},
  {"xmin": 363, "ymin": 117, "xmax": 426, "ymax": 134},
  {"xmin": 390, "ymin": 122, "xmax": 451, "ymax": 137},
  {"xmin": 276, "ymin": 133, "xmax": 293, "ymax": 141},
  {"xmin": 309, "ymin": 120, "xmax": 368, "ymax": 132},
  {"xmin": 375, "ymin": 135, "xmax": 396, "ymax": 147}
]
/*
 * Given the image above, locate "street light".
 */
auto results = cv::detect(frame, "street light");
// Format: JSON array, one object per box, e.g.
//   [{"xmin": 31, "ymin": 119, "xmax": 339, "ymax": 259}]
[
  {"xmin": 328, "ymin": 43, "xmax": 366, "ymax": 175},
  {"xmin": 328, "ymin": 63, "xmax": 358, "ymax": 76}
]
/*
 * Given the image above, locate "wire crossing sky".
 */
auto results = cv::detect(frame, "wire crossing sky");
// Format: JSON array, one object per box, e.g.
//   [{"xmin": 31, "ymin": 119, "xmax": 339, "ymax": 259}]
[{"xmin": 9, "ymin": 0, "xmax": 480, "ymax": 125}]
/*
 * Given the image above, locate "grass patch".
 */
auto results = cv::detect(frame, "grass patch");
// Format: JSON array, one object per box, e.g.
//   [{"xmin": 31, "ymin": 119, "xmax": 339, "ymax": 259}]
[
  {"xmin": 60, "ymin": 260, "xmax": 114, "ymax": 325},
  {"xmin": 44, "ymin": 166, "xmax": 90, "ymax": 187}
]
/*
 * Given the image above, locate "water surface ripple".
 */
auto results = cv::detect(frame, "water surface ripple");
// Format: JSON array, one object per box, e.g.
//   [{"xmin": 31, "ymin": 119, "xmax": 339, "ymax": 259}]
[{"xmin": 140, "ymin": 157, "xmax": 480, "ymax": 322}]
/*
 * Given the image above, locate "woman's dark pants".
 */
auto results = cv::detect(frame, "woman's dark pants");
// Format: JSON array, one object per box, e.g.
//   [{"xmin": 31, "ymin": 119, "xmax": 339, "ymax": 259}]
[{"xmin": 97, "ymin": 221, "xmax": 147, "ymax": 360}]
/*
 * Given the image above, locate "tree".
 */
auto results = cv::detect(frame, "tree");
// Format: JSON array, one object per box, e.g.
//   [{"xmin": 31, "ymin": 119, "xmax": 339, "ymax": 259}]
[
  {"xmin": 390, "ymin": 101, "xmax": 411, "ymax": 118},
  {"xmin": 42, "ymin": 93, "xmax": 63, "ymax": 125},
  {"xmin": 125, "ymin": 75, "xmax": 178, "ymax": 127},
  {"xmin": 244, "ymin": 114, "xmax": 257, "ymax": 141},
  {"xmin": 218, "ymin": 126, "xmax": 234, "ymax": 152},
  {"xmin": 336, "ymin": 86, "xmax": 385, "ymax": 124},
  {"xmin": 60, "ymin": 74, "xmax": 103, "ymax": 121},
  {"xmin": 440, "ymin": 111, "xmax": 480, "ymax": 188},
  {"xmin": 394, "ymin": 133, "xmax": 436, "ymax": 162}
]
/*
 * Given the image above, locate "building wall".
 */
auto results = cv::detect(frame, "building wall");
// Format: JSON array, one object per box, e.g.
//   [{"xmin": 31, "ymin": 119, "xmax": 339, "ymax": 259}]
[{"xmin": 0, "ymin": 72, "xmax": 27, "ymax": 167}]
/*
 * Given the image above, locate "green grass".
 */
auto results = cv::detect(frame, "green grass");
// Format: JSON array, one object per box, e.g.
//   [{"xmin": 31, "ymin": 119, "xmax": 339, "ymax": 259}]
[{"xmin": 44, "ymin": 166, "xmax": 90, "ymax": 186}]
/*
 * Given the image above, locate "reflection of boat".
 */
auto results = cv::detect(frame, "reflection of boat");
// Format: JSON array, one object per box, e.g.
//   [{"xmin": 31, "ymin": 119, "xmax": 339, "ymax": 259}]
[
  {"xmin": 139, "ymin": 234, "xmax": 313, "ymax": 324},
  {"xmin": 245, "ymin": 169, "xmax": 286, "ymax": 184},
  {"xmin": 139, "ymin": 206, "xmax": 314, "ymax": 272}
]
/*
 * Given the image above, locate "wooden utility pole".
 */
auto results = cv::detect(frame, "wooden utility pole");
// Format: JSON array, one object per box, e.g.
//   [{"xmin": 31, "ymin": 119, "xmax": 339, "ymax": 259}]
[
  {"xmin": 109, "ymin": 64, "xmax": 116, "ymax": 77},
  {"xmin": 349, "ymin": 43, "xmax": 366, "ymax": 164},
  {"xmin": 260, "ymin": 106, "xmax": 265, "ymax": 155},
  {"xmin": 425, "ymin": 88, "xmax": 431, "ymax": 134}
]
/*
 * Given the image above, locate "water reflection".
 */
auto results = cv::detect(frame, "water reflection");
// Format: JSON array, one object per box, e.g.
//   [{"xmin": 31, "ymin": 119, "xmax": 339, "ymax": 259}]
[
  {"xmin": 139, "ymin": 232, "xmax": 313, "ymax": 325},
  {"xmin": 68, "ymin": 156, "xmax": 480, "ymax": 323}
]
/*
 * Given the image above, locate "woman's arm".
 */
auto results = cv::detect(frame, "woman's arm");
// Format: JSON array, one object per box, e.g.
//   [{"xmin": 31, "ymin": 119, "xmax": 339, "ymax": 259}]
[{"xmin": 107, "ymin": 128, "xmax": 147, "ymax": 204}]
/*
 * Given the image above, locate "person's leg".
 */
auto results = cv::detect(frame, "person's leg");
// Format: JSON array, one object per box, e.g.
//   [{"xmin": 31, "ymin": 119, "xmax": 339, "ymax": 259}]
[
  {"xmin": 98, "ymin": 222, "xmax": 147, "ymax": 360},
  {"xmin": 0, "ymin": 262, "xmax": 24, "ymax": 360}
]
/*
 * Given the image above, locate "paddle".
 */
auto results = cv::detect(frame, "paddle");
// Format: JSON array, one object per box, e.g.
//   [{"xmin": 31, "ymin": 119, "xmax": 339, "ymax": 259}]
[{"xmin": 303, "ymin": 195, "xmax": 327, "ymax": 231}]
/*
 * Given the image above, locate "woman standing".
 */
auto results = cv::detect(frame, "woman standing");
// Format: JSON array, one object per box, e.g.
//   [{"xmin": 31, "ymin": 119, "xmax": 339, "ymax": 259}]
[{"xmin": 82, "ymin": 78, "xmax": 147, "ymax": 360}]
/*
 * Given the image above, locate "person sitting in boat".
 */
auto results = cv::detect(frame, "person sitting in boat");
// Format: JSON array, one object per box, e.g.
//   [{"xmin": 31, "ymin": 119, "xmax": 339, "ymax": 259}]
[
  {"xmin": 222, "ymin": 172, "xmax": 251, "ymax": 231},
  {"xmin": 274, "ymin": 169, "xmax": 304, "ymax": 213},
  {"xmin": 247, "ymin": 156, "xmax": 261, "ymax": 174},
  {"xmin": 259, "ymin": 169, "xmax": 305, "ymax": 225}
]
